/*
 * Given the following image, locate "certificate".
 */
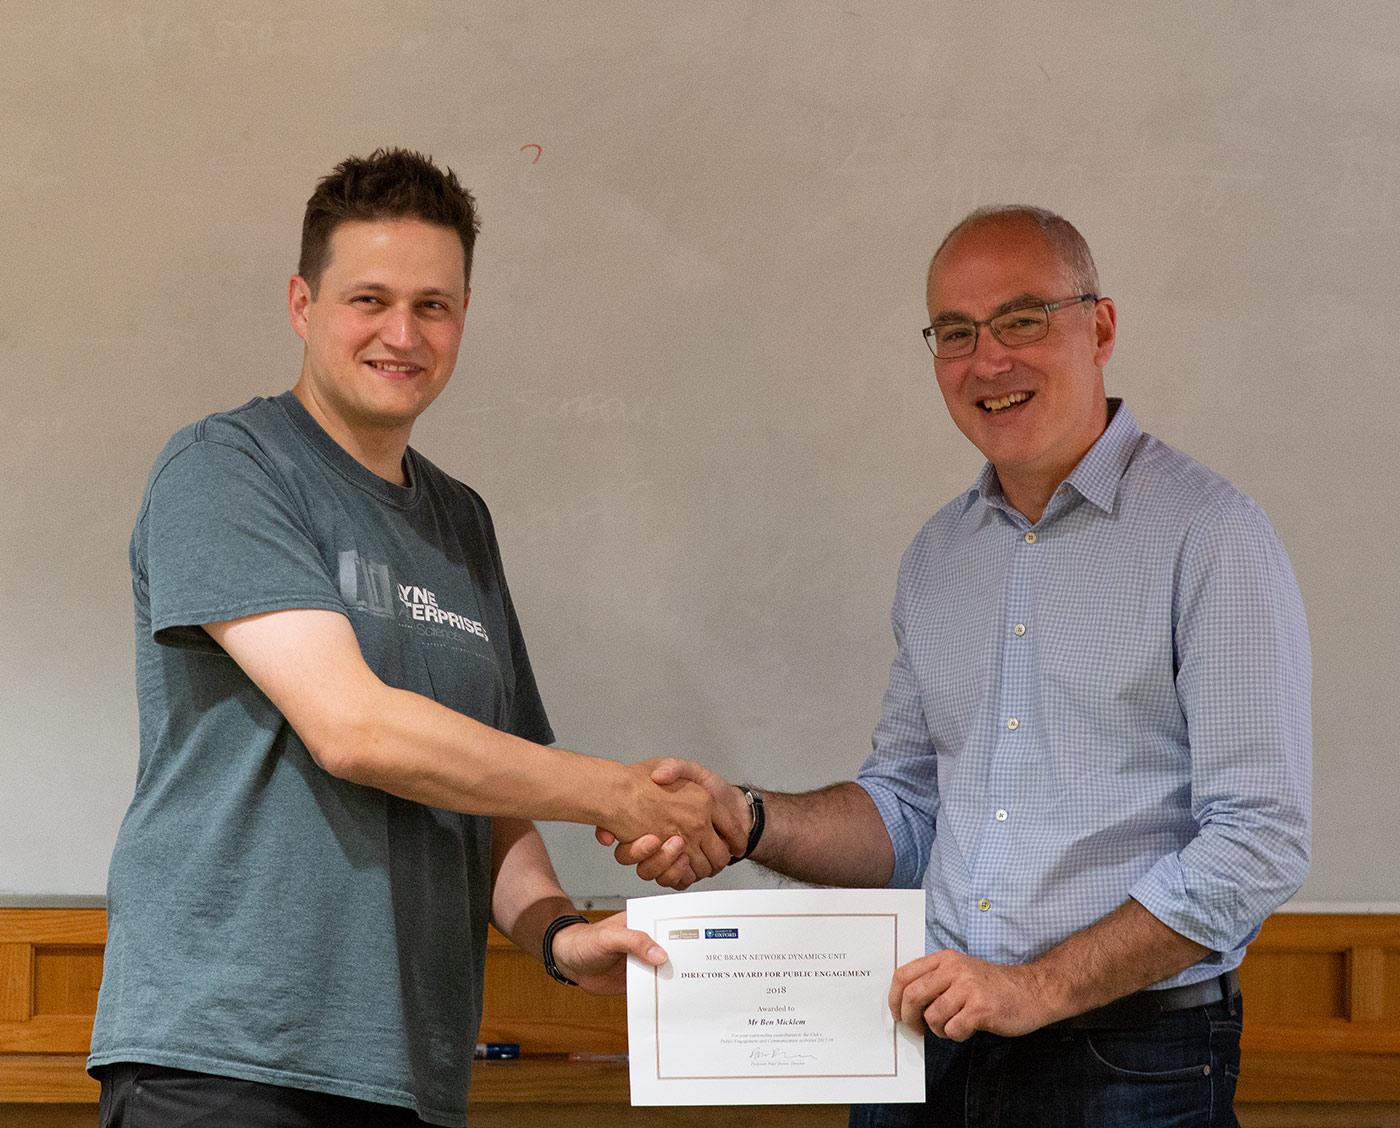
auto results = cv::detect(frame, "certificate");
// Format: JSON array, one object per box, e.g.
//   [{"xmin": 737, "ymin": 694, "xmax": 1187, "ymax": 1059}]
[{"xmin": 626, "ymin": 887, "xmax": 925, "ymax": 1106}]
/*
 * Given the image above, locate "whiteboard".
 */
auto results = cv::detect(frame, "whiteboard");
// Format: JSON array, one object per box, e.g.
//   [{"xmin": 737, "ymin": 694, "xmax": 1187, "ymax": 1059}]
[{"xmin": 2, "ymin": 0, "xmax": 1396, "ymax": 904}]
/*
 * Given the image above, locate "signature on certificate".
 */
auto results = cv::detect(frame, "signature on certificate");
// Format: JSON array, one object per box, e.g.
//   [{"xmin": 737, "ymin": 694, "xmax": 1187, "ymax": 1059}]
[{"xmin": 749, "ymin": 1047, "xmax": 817, "ymax": 1065}]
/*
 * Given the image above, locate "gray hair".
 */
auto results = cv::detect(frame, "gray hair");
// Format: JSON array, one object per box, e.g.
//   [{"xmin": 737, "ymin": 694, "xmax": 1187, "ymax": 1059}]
[{"xmin": 928, "ymin": 205, "xmax": 1101, "ymax": 296}]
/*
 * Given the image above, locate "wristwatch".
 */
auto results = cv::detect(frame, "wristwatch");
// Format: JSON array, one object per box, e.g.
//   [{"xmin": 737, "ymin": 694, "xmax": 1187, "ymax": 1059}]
[{"xmin": 731, "ymin": 785, "xmax": 766, "ymax": 862}]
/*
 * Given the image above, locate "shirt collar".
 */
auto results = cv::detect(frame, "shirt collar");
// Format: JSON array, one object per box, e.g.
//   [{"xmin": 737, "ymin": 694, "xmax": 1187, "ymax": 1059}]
[{"xmin": 965, "ymin": 398, "xmax": 1142, "ymax": 518}]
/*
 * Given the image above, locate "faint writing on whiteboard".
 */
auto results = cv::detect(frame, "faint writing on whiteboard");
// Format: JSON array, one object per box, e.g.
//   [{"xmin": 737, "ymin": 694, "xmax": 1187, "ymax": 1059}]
[
  {"xmin": 520, "ymin": 144, "xmax": 543, "ymax": 164},
  {"xmin": 434, "ymin": 390, "xmax": 670, "ymax": 432},
  {"xmin": 505, "ymin": 479, "xmax": 655, "ymax": 549},
  {"xmin": 934, "ymin": 136, "xmax": 1264, "ymax": 231},
  {"xmin": 75, "ymin": 11, "xmax": 317, "ymax": 58},
  {"xmin": 513, "ymin": 388, "xmax": 665, "ymax": 428}
]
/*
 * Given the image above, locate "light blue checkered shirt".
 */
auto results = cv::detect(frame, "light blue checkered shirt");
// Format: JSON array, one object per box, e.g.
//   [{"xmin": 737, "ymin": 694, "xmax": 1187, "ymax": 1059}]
[{"xmin": 856, "ymin": 400, "xmax": 1311, "ymax": 988}]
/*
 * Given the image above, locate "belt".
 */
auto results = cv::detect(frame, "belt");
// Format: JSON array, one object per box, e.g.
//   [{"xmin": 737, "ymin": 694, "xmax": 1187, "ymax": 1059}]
[{"xmin": 1055, "ymin": 970, "xmax": 1240, "ymax": 1031}]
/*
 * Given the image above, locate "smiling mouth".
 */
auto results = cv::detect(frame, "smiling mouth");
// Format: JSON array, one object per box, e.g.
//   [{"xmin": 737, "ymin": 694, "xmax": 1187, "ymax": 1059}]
[
  {"xmin": 366, "ymin": 360, "xmax": 423, "ymax": 375},
  {"xmin": 980, "ymin": 391, "xmax": 1032, "ymax": 413}
]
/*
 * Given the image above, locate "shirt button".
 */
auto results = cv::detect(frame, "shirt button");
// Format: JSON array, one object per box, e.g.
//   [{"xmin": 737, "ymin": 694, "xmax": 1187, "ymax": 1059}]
[
  {"xmin": 995, "ymin": 809, "xmax": 1008, "ymax": 822},
  {"xmin": 978, "ymin": 898, "xmax": 991, "ymax": 912},
  {"xmin": 1007, "ymin": 717, "xmax": 1020, "ymax": 731},
  {"xmin": 1013, "ymin": 624, "xmax": 1026, "ymax": 637},
  {"xmin": 1023, "ymin": 531, "xmax": 1037, "ymax": 544}
]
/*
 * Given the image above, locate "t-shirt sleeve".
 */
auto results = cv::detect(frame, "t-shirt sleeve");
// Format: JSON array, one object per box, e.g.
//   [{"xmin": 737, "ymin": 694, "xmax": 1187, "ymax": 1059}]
[
  {"xmin": 500, "ymin": 585, "xmax": 554, "ymax": 746},
  {"xmin": 139, "ymin": 439, "xmax": 348, "ymax": 651},
  {"xmin": 460, "ymin": 484, "xmax": 551, "ymax": 746}
]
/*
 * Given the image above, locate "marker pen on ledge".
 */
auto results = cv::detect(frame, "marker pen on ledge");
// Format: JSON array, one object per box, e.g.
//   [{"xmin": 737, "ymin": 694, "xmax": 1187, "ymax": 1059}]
[{"xmin": 474, "ymin": 1042, "xmax": 520, "ymax": 1060}]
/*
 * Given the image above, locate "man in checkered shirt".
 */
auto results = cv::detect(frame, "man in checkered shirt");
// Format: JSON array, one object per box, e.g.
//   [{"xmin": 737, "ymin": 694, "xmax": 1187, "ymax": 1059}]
[{"xmin": 608, "ymin": 206, "xmax": 1311, "ymax": 1126}]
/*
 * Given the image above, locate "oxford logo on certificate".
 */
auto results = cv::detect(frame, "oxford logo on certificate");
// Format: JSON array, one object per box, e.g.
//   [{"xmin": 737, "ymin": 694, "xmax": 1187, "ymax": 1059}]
[{"xmin": 626, "ymin": 887, "xmax": 925, "ymax": 1105}]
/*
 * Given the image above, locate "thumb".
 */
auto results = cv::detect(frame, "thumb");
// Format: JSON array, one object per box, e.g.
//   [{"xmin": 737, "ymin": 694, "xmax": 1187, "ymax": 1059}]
[
  {"xmin": 619, "ymin": 928, "xmax": 669, "ymax": 967},
  {"xmin": 648, "ymin": 758, "xmax": 698, "ymax": 786}
]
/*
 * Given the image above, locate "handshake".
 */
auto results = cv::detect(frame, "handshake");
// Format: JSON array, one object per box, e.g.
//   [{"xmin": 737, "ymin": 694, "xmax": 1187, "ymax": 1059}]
[{"xmin": 597, "ymin": 758, "xmax": 757, "ymax": 890}]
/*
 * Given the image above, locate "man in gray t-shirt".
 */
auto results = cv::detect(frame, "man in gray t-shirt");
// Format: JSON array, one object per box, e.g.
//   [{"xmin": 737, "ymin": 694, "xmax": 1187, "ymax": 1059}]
[{"xmin": 88, "ymin": 148, "xmax": 743, "ymax": 1128}]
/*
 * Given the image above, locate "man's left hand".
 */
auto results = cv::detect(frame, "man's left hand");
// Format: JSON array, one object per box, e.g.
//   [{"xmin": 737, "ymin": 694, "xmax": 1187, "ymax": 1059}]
[
  {"xmin": 550, "ymin": 912, "xmax": 668, "ymax": 995},
  {"xmin": 888, "ymin": 950, "xmax": 1061, "ymax": 1041}
]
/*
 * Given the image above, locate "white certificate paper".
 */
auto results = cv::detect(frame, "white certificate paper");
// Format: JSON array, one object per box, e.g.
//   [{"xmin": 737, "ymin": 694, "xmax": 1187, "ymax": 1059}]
[{"xmin": 627, "ymin": 887, "xmax": 925, "ymax": 1106}]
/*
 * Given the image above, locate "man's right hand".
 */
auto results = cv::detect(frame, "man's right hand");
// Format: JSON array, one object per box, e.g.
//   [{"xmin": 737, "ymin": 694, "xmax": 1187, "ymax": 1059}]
[
  {"xmin": 620, "ymin": 758, "xmax": 748, "ymax": 882},
  {"xmin": 599, "ymin": 759, "xmax": 751, "ymax": 889}
]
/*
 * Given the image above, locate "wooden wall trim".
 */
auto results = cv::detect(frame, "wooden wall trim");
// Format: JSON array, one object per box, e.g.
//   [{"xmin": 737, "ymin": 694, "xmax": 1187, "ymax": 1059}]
[
  {"xmin": 1, "ymin": 908, "xmax": 1397, "ymax": 1106},
  {"xmin": 0, "ymin": 913, "xmax": 106, "ymax": 946},
  {"xmin": 0, "ymin": 1056, "xmax": 96, "ymax": 1104}
]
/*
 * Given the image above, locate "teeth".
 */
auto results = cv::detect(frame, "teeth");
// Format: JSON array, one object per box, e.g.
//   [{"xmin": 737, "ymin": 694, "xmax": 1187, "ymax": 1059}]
[
  {"xmin": 371, "ymin": 362, "xmax": 417, "ymax": 372},
  {"xmin": 981, "ymin": 392, "xmax": 1030, "ymax": 412}
]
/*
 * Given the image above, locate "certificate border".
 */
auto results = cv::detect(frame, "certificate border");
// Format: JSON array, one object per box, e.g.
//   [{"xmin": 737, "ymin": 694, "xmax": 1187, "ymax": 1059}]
[{"xmin": 650, "ymin": 912, "xmax": 900, "ymax": 1082}]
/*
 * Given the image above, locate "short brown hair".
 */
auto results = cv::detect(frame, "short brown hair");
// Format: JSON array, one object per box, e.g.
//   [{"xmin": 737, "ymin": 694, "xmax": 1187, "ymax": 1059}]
[{"xmin": 298, "ymin": 148, "xmax": 481, "ymax": 295}]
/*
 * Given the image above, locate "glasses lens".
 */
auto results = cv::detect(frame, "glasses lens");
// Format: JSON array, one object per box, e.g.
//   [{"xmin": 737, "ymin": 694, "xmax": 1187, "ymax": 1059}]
[
  {"xmin": 991, "ymin": 307, "xmax": 1050, "ymax": 346},
  {"xmin": 930, "ymin": 323, "xmax": 977, "ymax": 358}
]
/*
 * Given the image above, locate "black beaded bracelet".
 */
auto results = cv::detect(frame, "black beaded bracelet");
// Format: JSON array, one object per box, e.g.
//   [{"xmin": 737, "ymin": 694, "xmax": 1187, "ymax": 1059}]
[
  {"xmin": 731, "ymin": 785, "xmax": 766, "ymax": 863},
  {"xmin": 543, "ymin": 913, "xmax": 590, "ymax": 986}
]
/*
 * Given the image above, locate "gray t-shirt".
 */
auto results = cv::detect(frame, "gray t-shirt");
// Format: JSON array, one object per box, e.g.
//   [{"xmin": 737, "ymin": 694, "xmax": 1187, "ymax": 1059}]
[{"xmin": 89, "ymin": 392, "xmax": 553, "ymax": 1126}]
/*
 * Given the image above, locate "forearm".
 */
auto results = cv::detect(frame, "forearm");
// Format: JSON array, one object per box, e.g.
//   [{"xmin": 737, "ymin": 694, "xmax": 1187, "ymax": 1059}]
[
  {"xmin": 1026, "ymin": 898, "xmax": 1210, "ymax": 1023},
  {"xmin": 889, "ymin": 898, "xmax": 1211, "ymax": 1039},
  {"xmin": 339, "ymin": 681, "xmax": 637, "ymax": 828},
  {"xmin": 750, "ymin": 782, "xmax": 895, "ymax": 887},
  {"xmin": 489, "ymin": 817, "xmax": 577, "ymax": 958},
  {"xmin": 491, "ymin": 818, "xmax": 669, "ymax": 996}
]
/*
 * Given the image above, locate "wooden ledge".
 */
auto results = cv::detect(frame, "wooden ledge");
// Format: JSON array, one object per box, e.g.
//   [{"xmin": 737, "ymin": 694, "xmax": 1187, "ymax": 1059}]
[{"xmin": 3, "ymin": 908, "xmax": 1400, "ymax": 1109}]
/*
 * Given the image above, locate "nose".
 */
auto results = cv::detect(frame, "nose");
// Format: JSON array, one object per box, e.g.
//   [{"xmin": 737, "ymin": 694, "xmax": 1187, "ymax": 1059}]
[
  {"xmin": 965, "ymin": 327, "xmax": 1015, "ymax": 380},
  {"xmin": 380, "ymin": 304, "xmax": 422, "ymax": 350}
]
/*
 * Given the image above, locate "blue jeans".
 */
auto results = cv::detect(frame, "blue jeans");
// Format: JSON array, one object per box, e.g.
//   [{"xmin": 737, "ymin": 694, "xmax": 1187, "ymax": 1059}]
[{"xmin": 850, "ymin": 997, "xmax": 1242, "ymax": 1127}]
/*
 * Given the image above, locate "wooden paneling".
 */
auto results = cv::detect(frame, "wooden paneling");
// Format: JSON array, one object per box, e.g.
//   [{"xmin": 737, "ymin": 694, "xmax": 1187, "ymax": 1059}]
[
  {"xmin": 1239, "ymin": 1107, "xmax": 1400, "ymax": 1128},
  {"xmin": 1385, "ymin": 947, "xmax": 1400, "ymax": 1021},
  {"xmin": 32, "ymin": 949, "xmax": 103, "ymax": 1020},
  {"xmin": 1, "ymin": 907, "xmax": 1398, "ymax": 1116},
  {"xmin": 0, "ymin": 1105, "xmax": 100, "ymax": 1128},
  {"xmin": 1240, "ymin": 950, "xmax": 1348, "ymax": 1021},
  {"xmin": 1238, "ymin": 1052, "xmax": 1400, "ymax": 1102},
  {"xmin": 0, "ymin": 948, "xmax": 30, "ymax": 1025},
  {"xmin": 1353, "ymin": 947, "xmax": 1388, "ymax": 1025},
  {"xmin": 0, "ymin": 1054, "xmax": 98, "ymax": 1103},
  {"xmin": 0, "ymin": 911, "xmax": 113, "ymax": 1100},
  {"xmin": 0, "ymin": 1016, "xmax": 98, "ymax": 1055},
  {"xmin": 0, "ymin": 915, "xmax": 109, "ymax": 1070},
  {"xmin": 1240, "ymin": 914, "xmax": 1400, "ymax": 1057},
  {"xmin": 0, "ymin": 913, "xmax": 105, "ymax": 947}
]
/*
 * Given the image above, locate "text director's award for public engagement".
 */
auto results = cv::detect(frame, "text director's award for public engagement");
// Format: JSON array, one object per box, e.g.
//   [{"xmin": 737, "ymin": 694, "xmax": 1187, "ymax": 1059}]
[{"xmin": 626, "ymin": 887, "xmax": 925, "ymax": 1105}]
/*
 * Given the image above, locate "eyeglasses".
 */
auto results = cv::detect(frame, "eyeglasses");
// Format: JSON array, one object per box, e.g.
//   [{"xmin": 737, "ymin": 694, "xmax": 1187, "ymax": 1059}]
[{"xmin": 922, "ymin": 294, "xmax": 1098, "ymax": 358}]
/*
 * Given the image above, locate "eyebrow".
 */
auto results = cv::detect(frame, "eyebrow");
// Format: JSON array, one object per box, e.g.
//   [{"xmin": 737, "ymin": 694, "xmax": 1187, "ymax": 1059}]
[
  {"xmin": 930, "ymin": 292, "xmax": 1048, "ymax": 324},
  {"xmin": 341, "ymin": 280, "xmax": 462, "ymax": 300}
]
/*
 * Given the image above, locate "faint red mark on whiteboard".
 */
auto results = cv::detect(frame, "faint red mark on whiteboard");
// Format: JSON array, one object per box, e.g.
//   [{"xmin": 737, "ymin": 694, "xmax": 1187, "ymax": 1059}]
[{"xmin": 520, "ymin": 144, "xmax": 542, "ymax": 164}]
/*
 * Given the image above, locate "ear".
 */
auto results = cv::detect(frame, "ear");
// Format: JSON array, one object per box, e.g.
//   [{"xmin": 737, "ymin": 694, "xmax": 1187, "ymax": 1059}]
[
  {"xmin": 462, "ymin": 287, "xmax": 472, "ymax": 317},
  {"xmin": 1091, "ymin": 296, "xmax": 1117, "ymax": 368},
  {"xmin": 288, "ymin": 276, "xmax": 313, "ymax": 341}
]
